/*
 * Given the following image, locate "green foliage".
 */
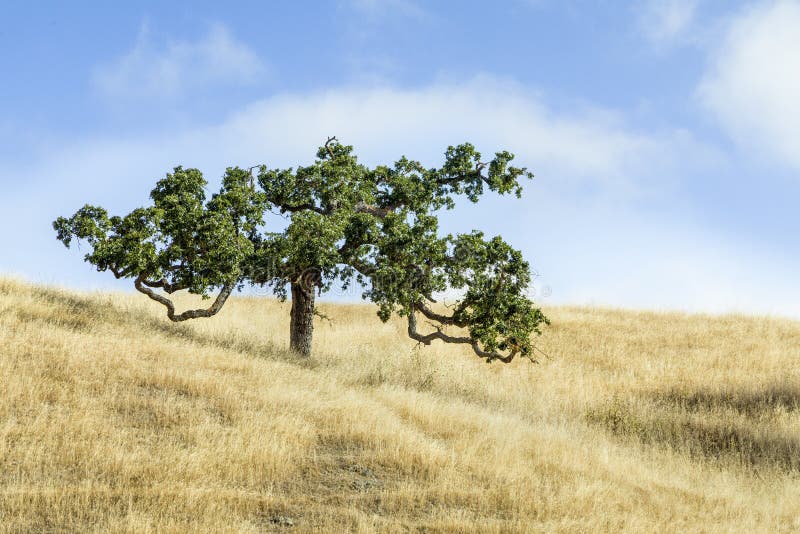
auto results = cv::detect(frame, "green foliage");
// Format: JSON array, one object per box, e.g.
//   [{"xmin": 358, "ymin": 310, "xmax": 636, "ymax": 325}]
[
  {"xmin": 54, "ymin": 167, "xmax": 261, "ymax": 296},
  {"xmin": 55, "ymin": 139, "xmax": 548, "ymax": 361}
]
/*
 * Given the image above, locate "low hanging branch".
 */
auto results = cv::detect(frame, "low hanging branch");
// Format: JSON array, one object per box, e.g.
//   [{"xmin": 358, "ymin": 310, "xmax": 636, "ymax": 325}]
[
  {"xmin": 414, "ymin": 300, "xmax": 469, "ymax": 327},
  {"xmin": 407, "ymin": 302, "xmax": 518, "ymax": 364},
  {"xmin": 54, "ymin": 139, "xmax": 548, "ymax": 359},
  {"xmin": 134, "ymin": 277, "xmax": 235, "ymax": 322}
]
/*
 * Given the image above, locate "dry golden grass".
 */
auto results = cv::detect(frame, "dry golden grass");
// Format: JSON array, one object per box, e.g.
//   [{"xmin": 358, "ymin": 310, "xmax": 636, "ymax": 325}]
[{"xmin": 2, "ymin": 277, "xmax": 800, "ymax": 532}]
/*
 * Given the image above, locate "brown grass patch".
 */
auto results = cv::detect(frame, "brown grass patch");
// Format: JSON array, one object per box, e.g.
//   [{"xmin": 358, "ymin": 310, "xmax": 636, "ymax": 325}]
[{"xmin": 2, "ymin": 279, "xmax": 800, "ymax": 531}]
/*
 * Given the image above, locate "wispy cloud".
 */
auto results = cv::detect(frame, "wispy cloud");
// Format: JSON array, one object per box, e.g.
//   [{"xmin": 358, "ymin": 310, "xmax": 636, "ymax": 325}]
[
  {"xmin": 7, "ymin": 77, "xmax": 772, "ymax": 318},
  {"xmin": 697, "ymin": 0, "xmax": 800, "ymax": 170},
  {"xmin": 638, "ymin": 0, "xmax": 700, "ymax": 48},
  {"xmin": 92, "ymin": 23, "xmax": 265, "ymax": 102}
]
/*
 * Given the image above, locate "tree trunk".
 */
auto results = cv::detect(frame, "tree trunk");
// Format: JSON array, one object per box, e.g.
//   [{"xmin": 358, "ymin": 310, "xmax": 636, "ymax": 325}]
[{"xmin": 290, "ymin": 282, "xmax": 315, "ymax": 357}]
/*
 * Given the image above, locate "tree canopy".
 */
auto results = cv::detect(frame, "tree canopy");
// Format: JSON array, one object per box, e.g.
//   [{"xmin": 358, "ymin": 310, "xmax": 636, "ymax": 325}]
[{"xmin": 54, "ymin": 138, "xmax": 548, "ymax": 361}]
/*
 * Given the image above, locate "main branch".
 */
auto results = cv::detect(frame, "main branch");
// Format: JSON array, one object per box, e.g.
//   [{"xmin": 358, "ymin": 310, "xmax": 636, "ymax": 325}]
[
  {"xmin": 133, "ymin": 276, "xmax": 234, "ymax": 322},
  {"xmin": 407, "ymin": 303, "xmax": 517, "ymax": 363}
]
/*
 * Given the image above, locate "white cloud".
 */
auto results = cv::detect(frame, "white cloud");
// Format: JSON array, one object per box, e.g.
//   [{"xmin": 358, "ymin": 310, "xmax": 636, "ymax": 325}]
[
  {"xmin": 13, "ymin": 77, "xmax": 680, "ymax": 200},
  {"xmin": 234, "ymin": 85, "xmax": 629, "ymax": 170},
  {"xmin": 208, "ymin": 78, "xmax": 705, "ymax": 200},
  {"xmin": 539, "ymin": 206, "xmax": 800, "ymax": 317},
  {"xmin": 92, "ymin": 23, "xmax": 265, "ymax": 101},
  {"xmin": 698, "ymin": 0, "xmax": 800, "ymax": 170},
  {"xmin": 8, "ymin": 77, "xmax": 788, "ymax": 318},
  {"xmin": 638, "ymin": 0, "xmax": 699, "ymax": 47}
]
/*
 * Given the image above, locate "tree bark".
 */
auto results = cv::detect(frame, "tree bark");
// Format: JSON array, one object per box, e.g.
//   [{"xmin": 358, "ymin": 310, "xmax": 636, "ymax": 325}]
[{"xmin": 290, "ymin": 282, "xmax": 315, "ymax": 357}]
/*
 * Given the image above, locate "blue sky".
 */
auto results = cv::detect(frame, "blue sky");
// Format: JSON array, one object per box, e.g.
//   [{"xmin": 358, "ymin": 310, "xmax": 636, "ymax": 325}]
[{"xmin": 2, "ymin": 0, "xmax": 799, "ymax": 317}]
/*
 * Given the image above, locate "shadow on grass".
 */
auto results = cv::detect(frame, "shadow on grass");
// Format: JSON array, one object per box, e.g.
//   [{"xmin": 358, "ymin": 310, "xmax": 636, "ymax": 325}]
[
  {"xmin": 654, "ymin": 383, "xmax": 800, "ymax": 417},
  {"xmin": 586, "ymin": 385, "xmax": 800, "ymax": 472},
  {"xmin": 23, "ymin": 286, "xmax": 318, "ymax": 368}
]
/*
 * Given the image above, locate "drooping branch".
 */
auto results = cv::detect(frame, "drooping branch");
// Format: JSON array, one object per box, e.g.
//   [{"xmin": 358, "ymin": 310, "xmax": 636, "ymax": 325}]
[
  {"xmin": 134, "ymin": 276, "xmax": 234, "ymax": 322},
  {"xmin": 415, "ymin": 300, "xmax": 469, "ymax": 327},
  {"xmin": 407, "ymin": 303, "xmax": 517, "ymax": 364},
  {"xmin": 140, "ymin": 277, "xmax": 186, "ymax": 294},
  {"xmin": 109, "ymin": 266, "xmax": 135, "ymax": 279}
]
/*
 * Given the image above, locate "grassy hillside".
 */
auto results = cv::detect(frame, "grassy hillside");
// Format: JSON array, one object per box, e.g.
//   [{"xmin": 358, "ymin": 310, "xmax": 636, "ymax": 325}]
[{"xmin": 1, "ymin": 278, "xmax": 800, "ymax": 532}]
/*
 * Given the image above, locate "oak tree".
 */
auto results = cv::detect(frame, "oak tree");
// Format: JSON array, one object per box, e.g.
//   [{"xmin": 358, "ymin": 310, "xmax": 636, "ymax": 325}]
[{"xmin": 54, "ymin": 138, "xmax": 548, "ymax": 361}]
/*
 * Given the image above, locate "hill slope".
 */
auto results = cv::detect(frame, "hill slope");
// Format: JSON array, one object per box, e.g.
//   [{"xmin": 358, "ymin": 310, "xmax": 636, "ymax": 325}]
[{"xmin": 1, "ymin": 278, "xmax": 800, "ymax": 532}]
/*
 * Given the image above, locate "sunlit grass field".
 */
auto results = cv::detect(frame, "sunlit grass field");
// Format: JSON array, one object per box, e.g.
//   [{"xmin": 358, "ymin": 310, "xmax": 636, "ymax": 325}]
[{"xmin": 1, "ymin": 277, "xmax": 800, "ymax": 532}]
